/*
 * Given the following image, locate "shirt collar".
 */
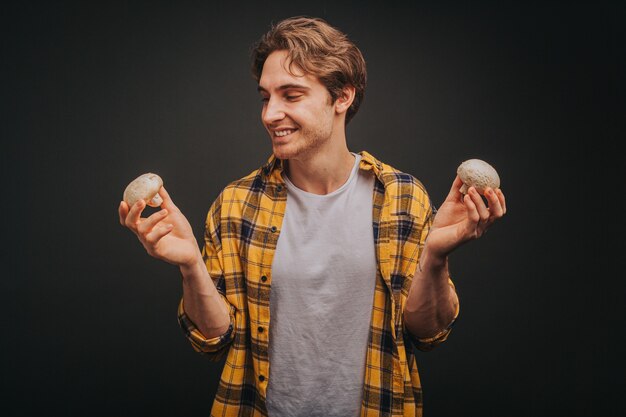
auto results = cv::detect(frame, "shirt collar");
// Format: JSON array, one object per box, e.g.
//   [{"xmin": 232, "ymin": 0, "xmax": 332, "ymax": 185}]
[{"xmin": 263, "ymin": 150, "xmax": 385, "ymax": 182}]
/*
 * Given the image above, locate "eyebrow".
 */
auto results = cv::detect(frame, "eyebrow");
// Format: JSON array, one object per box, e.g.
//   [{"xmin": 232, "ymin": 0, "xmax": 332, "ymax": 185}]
[{"xmin": 257, "ymin": 83, "xmax": 311, "ymax": 93}]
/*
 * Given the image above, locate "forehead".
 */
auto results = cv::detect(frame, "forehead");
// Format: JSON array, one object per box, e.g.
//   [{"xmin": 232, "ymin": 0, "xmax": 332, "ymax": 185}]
[{"xmin": 258, "ymin": 50, "xmax": 321, "ymax": 92}]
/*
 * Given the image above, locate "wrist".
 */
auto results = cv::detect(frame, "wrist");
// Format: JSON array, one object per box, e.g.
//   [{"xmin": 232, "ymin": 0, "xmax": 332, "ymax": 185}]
[
  {"xmin": 418, "ymin": 246, "xmax": 448, "ymax": 274},
  {"xmin": 179, "ymin": 252, "xmax": 205, "ymax": 280}
]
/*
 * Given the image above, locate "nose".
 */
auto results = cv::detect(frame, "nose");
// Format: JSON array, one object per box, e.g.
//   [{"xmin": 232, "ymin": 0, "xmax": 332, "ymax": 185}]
[{"xmin": 262, "ymin": 96, "xmax": 286, "ymax": 126}]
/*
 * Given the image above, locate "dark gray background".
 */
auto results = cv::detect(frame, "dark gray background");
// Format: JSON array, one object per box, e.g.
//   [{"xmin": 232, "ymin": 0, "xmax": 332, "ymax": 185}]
[{"xmin": 2, "ymin": 1, "xmax": 623, "ymax": 416}]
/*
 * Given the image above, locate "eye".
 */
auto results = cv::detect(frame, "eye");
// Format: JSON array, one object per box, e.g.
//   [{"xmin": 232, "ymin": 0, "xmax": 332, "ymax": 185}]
[
  {"xmin": 286, "ymin": 95, "xmax": 302, "ymax": 101},
  {"xmin": 260, "ymin": 97, "xmax": 269, "ymax": 103}
]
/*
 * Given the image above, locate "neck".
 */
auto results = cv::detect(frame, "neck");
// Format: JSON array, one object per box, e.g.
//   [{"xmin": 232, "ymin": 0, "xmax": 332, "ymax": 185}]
[{"xmin": 284, "ymin": 136, "xmax": 355, "ymax": 195}]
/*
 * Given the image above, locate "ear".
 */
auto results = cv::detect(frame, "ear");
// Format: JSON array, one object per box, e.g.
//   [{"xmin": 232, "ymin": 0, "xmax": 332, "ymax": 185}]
[{"xmin": 334, "ymin": 85, "xmax": 356, "ymax": 115}]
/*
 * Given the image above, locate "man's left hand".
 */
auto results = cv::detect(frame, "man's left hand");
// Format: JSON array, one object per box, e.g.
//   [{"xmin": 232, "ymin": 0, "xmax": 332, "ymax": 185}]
[{"xmin": 425, "ymin": 175, "xmax": 507, "ymax": 259}]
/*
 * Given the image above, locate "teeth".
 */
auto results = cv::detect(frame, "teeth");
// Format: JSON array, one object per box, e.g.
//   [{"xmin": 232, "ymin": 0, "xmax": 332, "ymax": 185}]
[{"xmin": 275, "ymin": 129, "xmax": 294, "ymax": 137}]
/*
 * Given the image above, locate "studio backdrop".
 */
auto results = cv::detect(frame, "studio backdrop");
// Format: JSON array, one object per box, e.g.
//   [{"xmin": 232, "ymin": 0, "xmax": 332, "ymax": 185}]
[{"xmin": 2, "ymin": 1, "xmax": 622, "ymax": 416}]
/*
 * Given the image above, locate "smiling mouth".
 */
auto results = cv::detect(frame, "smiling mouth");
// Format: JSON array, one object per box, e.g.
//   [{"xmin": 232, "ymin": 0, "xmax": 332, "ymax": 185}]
[{"xmin": 273, "ymin": 129, "xmax": 298, "ymax": 138}]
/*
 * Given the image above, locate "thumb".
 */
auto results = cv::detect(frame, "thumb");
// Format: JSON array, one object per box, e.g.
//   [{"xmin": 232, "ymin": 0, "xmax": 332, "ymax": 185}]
[
  {"xmin": 444, "ymin": 175, "xmax": 464, "ymax": 202},
  {"xmin": 158, "ymin": 186, "xmax": 180, "ymax": 212}
]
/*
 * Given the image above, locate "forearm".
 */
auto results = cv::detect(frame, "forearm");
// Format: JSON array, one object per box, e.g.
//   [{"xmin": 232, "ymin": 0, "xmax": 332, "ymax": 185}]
[
  {"xmin": 181, "ymin": 252, "xmax": 231, "ymax": 339},
  {"xmin": 404, "ymin": 248, "xmax": 459, "ymax": 339}
]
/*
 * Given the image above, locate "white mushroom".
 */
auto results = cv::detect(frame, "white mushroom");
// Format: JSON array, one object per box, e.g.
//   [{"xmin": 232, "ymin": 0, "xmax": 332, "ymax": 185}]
[
  {"xmin": 457, "ymin": 159, "xmax": 500, "ymax": 194},
  {"xmin": 123, "ymin": 173, "xmax": 164, "ymax": 207}
]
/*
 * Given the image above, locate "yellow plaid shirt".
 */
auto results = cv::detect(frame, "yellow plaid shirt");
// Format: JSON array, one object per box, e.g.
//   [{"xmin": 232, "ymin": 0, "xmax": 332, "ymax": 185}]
[{"xmin": 178, "ymin": 151, "xmax": 458, "ymax": 417}]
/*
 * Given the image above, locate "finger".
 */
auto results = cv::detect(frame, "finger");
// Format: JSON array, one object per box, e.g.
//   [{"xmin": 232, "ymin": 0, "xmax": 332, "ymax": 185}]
[
  {"xmin": 445, "ymin": 175, "xmax": 464, "ymax": 202},
  {"xmin": 463, "ymin": 193, "xmax": 480, "ymax": 224},
  {"xmin": 137, "ymin": 208, "xmax": 169, "ymax": 235},
  {"xmin": 462, "ymin": 193, "xmax": 482, "ymax": 240},
  {"xmin": 158, "ymin": 186, "xmax": 180, "ymax": 212},
  {"xmin": 145, "ymin": 223, "xmax": 174, "ymax": 245},
  {"xmin": 468, "ymin": 187, "xmax": 490, "ymax": 223},
  {"xmin": 119, "ymin": 201, "xmax": 129, "ymax": 226},
  {"xmin": 496, "ymin": 188, "xmax": 507, "ymax": 214},
  {"xmin": 485, "ymin": 188, "xmax": 504, "ymax": 218},
  {"xmin": 125, "ymin": 199, "xmax": 146, "ymax": 230}
]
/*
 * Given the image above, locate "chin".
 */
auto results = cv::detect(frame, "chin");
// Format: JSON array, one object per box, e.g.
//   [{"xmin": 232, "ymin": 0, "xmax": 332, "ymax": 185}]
[
  {"xmin": 272, "ymin": 148, "xmax": 294, "ymax": 160},
  {"xmin": 271, "ymin": 133, "xmax": 322, "ymax": 161},
  {"xmin": 272, "ymin": 143, "xmax": 299, "ymax": 160}
]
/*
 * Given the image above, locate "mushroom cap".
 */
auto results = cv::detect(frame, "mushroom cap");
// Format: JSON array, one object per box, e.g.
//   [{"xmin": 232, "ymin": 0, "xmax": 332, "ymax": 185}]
[
  {"xmin": 456, "ymin": 159, "xmax": 500, "ymax": 194},
  {"xmin": 123, "ymin": 173, "xmax": 164, "ymax": 207}
]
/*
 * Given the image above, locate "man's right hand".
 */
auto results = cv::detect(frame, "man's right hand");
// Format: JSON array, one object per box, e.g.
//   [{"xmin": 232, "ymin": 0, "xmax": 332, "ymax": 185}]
[{"xmin": 119, "ymin": 186, "xmax": 201, "ymax": 268}]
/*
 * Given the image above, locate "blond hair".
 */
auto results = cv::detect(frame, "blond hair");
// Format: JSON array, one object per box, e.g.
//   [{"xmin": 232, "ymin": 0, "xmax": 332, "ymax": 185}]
[{"xmin": 251, "ymin": 16, "xmax": 367, "ymax": 125}]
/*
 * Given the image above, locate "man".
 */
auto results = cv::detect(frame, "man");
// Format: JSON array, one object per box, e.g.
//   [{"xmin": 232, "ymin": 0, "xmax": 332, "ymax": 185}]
[{"xmin": 119, "ymin": 16, "xmax": 506, "ymax": 417}]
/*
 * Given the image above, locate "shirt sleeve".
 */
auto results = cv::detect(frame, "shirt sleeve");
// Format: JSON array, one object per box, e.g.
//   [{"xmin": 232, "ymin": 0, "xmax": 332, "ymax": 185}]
[
  {"xmin": 177, "ymin": 297, "xmax": 235, "ymax": 361},
  {"xmin": 177, "ymin": 191, "xmax": 238, "ymax": 361}
]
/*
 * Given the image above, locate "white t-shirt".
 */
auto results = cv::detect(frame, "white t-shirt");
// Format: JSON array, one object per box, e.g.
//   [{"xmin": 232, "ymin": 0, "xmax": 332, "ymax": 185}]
[{"xmin": 266, "ymin": 153, "xmax": 378, "ymax": 417}]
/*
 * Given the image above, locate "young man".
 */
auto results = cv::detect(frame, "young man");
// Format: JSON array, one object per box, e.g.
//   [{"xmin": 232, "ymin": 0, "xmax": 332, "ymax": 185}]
[{"xmin": 119, "ymin": 16, "xmax": 506, "ymax": 417}]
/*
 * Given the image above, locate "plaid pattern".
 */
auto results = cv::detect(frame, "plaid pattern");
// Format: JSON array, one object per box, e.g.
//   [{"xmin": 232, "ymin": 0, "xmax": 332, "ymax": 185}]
[{"xmin": 178, "ymin": 151, "xmax": 458, "ymax": 417}]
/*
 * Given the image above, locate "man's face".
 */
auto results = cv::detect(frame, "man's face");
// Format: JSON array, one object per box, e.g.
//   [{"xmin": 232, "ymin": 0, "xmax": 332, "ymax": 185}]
[{"xmin": 258, "ymin": 50, "xmax": 336, "ymax": 160}]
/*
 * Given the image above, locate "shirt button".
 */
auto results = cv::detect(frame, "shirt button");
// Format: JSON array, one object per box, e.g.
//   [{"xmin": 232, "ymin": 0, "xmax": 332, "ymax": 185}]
[
  {"xmin": 261, "ymin": 275, "xmax": 267, "ymax": 282},
  {"xmin": 276, "ymin": 185, "xmax": 283, "ymax": 192},
  {"xmin": 258, "ymin": 326, "xmax": 264, "ymax": 333},
  {"xmin": 259, "ymin": 375, "xmax": 265, "ymax": 382},
  {"xmin": 270, "ymin": 226, "xmax": 277, "ymax": 233}
]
